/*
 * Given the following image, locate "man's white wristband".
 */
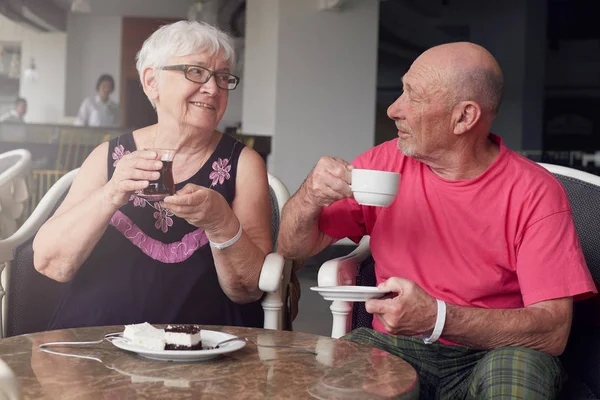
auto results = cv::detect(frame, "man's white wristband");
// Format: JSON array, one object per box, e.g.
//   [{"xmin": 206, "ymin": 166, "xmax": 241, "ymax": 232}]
[
  {"xmin": 423, "ymin": 299, "xmax": 446, "ymax": 345},
  {"xmin": 209, "ymin": 223, "xmax": 242, "ymax": 250}
]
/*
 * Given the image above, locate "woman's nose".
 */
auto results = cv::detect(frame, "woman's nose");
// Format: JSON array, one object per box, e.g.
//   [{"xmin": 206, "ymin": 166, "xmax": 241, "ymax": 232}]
[{"xmin": 200, "ymin": 75, "xmax": 219, "ymax": 96}]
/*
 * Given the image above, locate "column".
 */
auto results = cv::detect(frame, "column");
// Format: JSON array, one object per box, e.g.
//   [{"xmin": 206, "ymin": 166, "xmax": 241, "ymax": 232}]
[{"xmin": 243, "ymin": 0, "xmax": 380, "ymax": 193}]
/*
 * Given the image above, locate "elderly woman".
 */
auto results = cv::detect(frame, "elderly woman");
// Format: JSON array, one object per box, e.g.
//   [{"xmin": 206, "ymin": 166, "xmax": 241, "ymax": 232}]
[{"xmin": 32, "ymin": 21, "xmax": 272, "ymax": 329}]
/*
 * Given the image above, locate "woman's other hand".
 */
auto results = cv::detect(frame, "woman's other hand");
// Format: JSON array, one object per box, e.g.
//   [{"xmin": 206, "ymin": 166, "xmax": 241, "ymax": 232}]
[{"xmin": 162, "ymin": 184, "xmax": 232, "ymax": 232}]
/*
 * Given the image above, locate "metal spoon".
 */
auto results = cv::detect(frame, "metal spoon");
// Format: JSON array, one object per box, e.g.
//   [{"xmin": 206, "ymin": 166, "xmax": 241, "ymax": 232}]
[{"xmin": 213, "ymin": 336, "xmax": 249, "ymax": 348}]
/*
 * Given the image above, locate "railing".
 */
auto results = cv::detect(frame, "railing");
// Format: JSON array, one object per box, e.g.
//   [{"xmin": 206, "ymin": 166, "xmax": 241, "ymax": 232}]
[
  {"xmin": 1, "ymin": 123, "xmax": 125, "ymax": 217},
  {"xmin": 1, "ymin": 123, "xmax": 272, "ymax": 218}
]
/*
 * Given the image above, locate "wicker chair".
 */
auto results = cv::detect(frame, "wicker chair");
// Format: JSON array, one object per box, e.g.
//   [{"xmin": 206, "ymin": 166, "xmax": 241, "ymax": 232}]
[{"xmin": 0, "ymin": 149, "xmax": 31, "ymax": 239}]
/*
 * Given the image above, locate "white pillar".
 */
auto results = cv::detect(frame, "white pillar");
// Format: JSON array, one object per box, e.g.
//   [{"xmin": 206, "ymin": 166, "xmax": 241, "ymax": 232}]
[{"xmin": 243, "ymin": 0, "xmax": 380, "ymax": 192}]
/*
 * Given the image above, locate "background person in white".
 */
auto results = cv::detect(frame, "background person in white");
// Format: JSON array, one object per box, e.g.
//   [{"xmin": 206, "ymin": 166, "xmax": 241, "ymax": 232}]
[
  {"xmin": 0, "ymin": 97, "xmax": 27, "ymax": 123},
  {"xmin": 74, "ymin": 74, "xmax": 120, "ymax": 127}
]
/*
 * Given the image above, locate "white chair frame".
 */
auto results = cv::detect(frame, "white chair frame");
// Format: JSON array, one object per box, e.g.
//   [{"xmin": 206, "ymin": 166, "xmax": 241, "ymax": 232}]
[
  {"xmin": 0, "ymin": 168, "xmax": 78, "ymax": 338},
  {"xmin": 260, "ymin": 173, "xmax": 292, "ymax": 330},
  {"xmin": 0, "ymin": 149, "xmax": 32, "ymax": 240}
]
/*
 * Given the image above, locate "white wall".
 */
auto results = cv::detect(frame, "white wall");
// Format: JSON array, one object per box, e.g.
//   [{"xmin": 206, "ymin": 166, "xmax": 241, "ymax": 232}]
[
  {"xmin": 0, "ymin": 14, "xmax": 67, "ymax": 124},
  {"xmin": 65, "ymin": 14, "xmax": 122, "ymax": 116},
  {"xmin": 241, "ymin": 0, "xmax": 280, "ymax": 136},
  {"xmin": 63, "ymin": 0, "xmax": 244, "ymax": 129},
  {"xmin": 219, "ymin": 38, "xmax": 244, "ymax": 131},
  {"xmin": 65, "ymin": 0, "xmax": 200, "ymax": 116},
  {"xmin": 243, "ymin": 0, "xmax": 380, "ymax": 192}
]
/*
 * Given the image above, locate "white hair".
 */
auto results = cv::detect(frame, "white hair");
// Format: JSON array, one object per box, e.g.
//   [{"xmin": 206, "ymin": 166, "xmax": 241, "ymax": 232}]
[{"xmin": 135, "ymin": 20, "xmax": 236, "ymax": 89}]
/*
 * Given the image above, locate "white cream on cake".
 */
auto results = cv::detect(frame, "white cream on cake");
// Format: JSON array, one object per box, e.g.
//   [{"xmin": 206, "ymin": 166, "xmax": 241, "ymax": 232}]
[
  {"xmin": 164, "ymin": 325, "xmax": 202, "ymax": 347},
  {"xmin": 123, "ymin": 322, "xmax": 165, "ymax": 351}
]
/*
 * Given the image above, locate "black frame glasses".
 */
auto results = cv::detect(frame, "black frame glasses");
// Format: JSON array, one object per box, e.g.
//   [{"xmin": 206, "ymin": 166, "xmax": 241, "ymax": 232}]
[{"xmin": 161, "ymin": 64, "xmax": 240, "ymax": 90}]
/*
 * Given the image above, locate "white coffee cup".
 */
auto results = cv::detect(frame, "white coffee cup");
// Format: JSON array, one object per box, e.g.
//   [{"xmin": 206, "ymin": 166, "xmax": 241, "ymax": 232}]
[{"xmin": 351, "ymin": 168, "xmax": 400, "ymax": 207}]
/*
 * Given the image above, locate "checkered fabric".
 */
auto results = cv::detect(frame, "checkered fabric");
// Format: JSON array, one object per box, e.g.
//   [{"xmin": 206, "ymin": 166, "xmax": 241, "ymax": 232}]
[{"xmin": 344, "ymin": 328, "xmax": 564, "ymax": 400}]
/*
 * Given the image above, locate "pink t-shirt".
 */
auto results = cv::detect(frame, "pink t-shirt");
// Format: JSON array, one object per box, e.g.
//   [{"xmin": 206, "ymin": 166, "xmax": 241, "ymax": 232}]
[{"xmin": 319, "ymin": 135, "xmax": 597, "ymax": 337}]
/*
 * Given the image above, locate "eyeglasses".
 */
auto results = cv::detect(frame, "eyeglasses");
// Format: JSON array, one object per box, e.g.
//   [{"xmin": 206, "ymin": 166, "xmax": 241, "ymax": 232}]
[{"xmin": 161, "ymin": 64, "xmax": 240, "ymax": 90}]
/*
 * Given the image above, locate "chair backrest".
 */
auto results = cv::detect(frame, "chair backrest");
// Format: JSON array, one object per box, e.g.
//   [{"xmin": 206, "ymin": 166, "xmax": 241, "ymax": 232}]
[
  {"xmin": 538, "ymin": 164, "xmax": 600, "ymax": 396},
  {"xmin": 267, "ymin": 173, "xmax": 295, "ymax": 329},
  {"xmin": 26, "ymin": 169, "xmax": 69, "ymax": 218},
  {"xmin": 267, "ymin": 173, "xmax": 289, "ymax": 249},
  {"xmin": 0, "ymin": 169, "xmax": 78, "ymax": 338},
  {"xmin": 55, "ymin": 129, "xmax": 112, "ymax": 171},
  {"xmin": 0, "ymin": 149, "xmax": 32, "ymax": 239},
  {"xmin": 538, "ymin": 164, "xmax": 600, "ymax": 283}
]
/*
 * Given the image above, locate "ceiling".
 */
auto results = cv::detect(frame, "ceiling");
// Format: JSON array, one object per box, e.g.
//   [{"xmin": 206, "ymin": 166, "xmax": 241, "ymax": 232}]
[
  {"xmin": 0, "ymin": 0, "xmax": 67, "ymax": 31},
  {"xmin": 378, "ymin": 0, "xmax": 600, "ymax": 66},
  {"xmin": 3, "ymin": 0, "xmax": 597, "ymax": 46}
]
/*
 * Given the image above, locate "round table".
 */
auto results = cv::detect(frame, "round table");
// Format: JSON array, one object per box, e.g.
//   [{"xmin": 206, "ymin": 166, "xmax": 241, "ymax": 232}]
[{"xmin": 0, "ymin": 326, "xmax": 419, "ymax": 399}]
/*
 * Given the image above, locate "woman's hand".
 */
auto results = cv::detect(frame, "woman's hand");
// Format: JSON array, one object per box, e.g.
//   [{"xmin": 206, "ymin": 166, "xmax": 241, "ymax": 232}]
[
  {"xmin": 162, "ymin": 184, "xmax": 233, "ymax": 232},
  {"xmin": 103, "ymin": 150, "xmax": 162, "ymax": 208}
]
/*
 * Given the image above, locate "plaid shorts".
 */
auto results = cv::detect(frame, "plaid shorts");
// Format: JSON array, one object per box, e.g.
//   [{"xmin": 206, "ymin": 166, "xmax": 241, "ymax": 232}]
[{"xmin": 343, "ymin": 328, "xmax": 564, "ymax": 400}]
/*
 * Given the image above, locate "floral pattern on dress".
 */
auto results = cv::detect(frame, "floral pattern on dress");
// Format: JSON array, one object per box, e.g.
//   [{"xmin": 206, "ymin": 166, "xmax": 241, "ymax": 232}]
[
  {"xmin": 209, "ymin": 157, "xmax": 231, "ymax": 187},
  {"xmin": 153, "ymin": 202, "xmax": 174, "ymax": 233},
  {"xmin": 112, "ymin": 144, "xmax": 130, "ymax": 167},
  {"xmin": 129, "ymin": 191, "xmax": 146, "ymax": 208}
]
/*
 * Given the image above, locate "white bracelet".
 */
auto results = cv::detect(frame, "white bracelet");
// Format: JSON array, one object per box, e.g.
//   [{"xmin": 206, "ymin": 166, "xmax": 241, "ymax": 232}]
[
  {"xmin": 423, "ymin": 299, "xmax": 446, "ymax": 345},
  {"xmin": 209, "ymin": 223, "xmax": 243, "ymax": 250}
]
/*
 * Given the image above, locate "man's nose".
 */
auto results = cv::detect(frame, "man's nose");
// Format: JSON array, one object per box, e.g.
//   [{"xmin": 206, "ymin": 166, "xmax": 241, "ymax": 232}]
[{"xmin": 387, "ymin": 95, "xmax": 404, "ymax": 120}]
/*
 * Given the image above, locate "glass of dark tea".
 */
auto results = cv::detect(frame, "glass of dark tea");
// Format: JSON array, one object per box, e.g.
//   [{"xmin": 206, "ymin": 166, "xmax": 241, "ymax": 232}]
[{"xmin": 139, "ymin": 148, "xmax": 176, "ymax": 201}]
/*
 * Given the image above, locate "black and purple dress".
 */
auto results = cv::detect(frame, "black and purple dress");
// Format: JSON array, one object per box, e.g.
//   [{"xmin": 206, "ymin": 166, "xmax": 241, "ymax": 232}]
[{"xmin": 48, "ymin": 132, "xmax": 263, "ymax": 329}]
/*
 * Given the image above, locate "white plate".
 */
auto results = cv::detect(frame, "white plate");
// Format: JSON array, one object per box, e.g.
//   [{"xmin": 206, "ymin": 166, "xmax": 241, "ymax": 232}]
[
  {"xmin": 110, "ymin": 329, "xmax": 246, "ymax": 362},
  {"xmin": 310, "ymin": 286, "xmax": 390, "ymax": 302}
]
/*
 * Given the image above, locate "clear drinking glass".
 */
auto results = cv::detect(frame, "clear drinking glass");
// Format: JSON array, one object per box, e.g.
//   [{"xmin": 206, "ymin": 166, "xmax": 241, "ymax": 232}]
[{"xmin": 139, "ymin": 148, "xmax": 176, "ymax": 201}]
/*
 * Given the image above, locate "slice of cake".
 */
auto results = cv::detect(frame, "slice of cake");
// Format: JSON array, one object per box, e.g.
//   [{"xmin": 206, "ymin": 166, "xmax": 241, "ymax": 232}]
[
  {"xmin": 123, "ymin": 322, "xmax": 165, "ymax": 351},
  {"xmin": 164, "ymin": 325, "xmax": 202, "ymax": 350}
]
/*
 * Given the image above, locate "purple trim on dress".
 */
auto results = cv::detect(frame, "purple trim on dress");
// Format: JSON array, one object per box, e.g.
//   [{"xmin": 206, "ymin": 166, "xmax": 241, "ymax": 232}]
[{"xmin": 109, "ymin": 210, "xmax": 209, "ymax": 263}]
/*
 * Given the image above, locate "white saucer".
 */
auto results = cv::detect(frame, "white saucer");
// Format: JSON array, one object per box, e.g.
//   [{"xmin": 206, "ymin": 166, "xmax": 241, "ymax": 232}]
[
  {"xmin": 310, "ymin": 286, "xmax": 390, "ymax": 302},
  {"xmin": 111, "ymin": 329, "xmax": 246, "ymax": 362}
]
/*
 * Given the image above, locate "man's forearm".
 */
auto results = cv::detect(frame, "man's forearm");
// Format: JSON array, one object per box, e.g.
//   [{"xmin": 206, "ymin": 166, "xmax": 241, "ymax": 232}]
[
  {"xmin": 441, "ymin": 298, "xmax": 572, "ymax": 356},
  {"xmin": 277, "ymin": 189, "xmax": 331, "ymax": 260}
]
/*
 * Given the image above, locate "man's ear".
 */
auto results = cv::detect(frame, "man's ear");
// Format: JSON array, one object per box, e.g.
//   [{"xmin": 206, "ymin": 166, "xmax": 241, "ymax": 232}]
[
  {"xmin": 451, "ymin": 101, "xmax": 482, "ymax": 136},
  {"xmin": 141, "ymin": 67, "xmax": 159, "ymax": 103}
]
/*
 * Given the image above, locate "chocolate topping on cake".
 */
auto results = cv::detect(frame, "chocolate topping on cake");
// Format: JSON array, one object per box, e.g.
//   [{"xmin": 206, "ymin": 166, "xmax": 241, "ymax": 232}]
[
  {"xmin": 165, "ymin": 325, "xmax": 201, "ymax": 334},
  {"xmin": 165, "ymin": 343, "xmax": 203, "ymax": 350}
]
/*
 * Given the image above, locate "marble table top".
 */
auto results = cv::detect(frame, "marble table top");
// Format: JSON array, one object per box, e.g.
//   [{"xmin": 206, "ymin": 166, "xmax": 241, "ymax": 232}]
[{"xmin": 0, "ymin": 325, "xmax": 419, "ymax": 399}]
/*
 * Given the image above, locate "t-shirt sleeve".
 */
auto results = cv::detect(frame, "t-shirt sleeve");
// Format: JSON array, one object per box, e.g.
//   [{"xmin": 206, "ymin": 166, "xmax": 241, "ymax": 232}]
[
  {"xmin": 517, "ymin": 210, "xmax": 597, "ymax": 306},
  {"xmin": 318, "ymin": 197, "xmax": 366, "ymax": 243}
]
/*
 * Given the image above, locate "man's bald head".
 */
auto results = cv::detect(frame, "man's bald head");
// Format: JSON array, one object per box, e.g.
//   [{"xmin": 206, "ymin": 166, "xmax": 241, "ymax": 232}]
[{"xmin": 413, "ymin": 42, "xmax": 504, "ymax": 117}]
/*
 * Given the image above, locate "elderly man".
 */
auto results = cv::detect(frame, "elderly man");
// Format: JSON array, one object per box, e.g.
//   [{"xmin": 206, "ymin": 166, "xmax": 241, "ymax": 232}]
[
  {"xmin": 0, "ymin": 97, "xmax": 27, "ymax": 123},
  {"xmin": 277, "ymin": 42, "xmax": 597, "ymax": 399}
]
